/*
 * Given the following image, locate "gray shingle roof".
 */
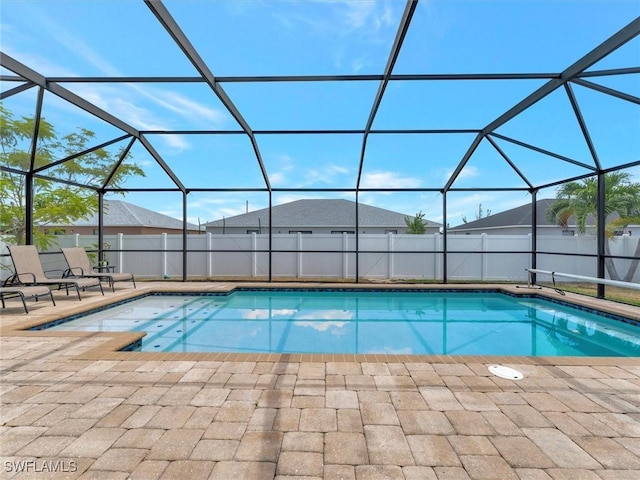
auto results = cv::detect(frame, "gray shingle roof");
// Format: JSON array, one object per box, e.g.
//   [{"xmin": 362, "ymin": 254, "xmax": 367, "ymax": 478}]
[
  {"xmin": 447, "ymin": 198, "xmax": 602, "ymax": 231},
  {"xmin": 58, "ymin": 200, "xmax": 200, "ymax": 230},
  {"xmin": 204, "ymin": 199, "xmax": 441, "ymax": 228},
  {"xmin": 449, "ymin": 199, "xmax": 557, "ymax": 230}
]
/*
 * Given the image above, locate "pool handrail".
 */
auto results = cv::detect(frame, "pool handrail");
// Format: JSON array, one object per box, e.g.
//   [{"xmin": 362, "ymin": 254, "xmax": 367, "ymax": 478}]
[{"xmin": 526, "ymin": 268, "xmax": 640, "ymax": 290}]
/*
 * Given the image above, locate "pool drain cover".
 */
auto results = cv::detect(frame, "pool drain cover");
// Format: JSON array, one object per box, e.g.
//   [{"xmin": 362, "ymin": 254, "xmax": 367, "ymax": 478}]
[{"xmin": 488, "ymin": 365, "xmax": 523, "ymax": 380}]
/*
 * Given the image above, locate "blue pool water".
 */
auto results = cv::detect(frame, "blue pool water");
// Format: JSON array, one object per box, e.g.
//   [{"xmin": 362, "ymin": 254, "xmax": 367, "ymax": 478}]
[{"xmin": 47, "ymin": 290, "xmax": 640, "ymax": 356}]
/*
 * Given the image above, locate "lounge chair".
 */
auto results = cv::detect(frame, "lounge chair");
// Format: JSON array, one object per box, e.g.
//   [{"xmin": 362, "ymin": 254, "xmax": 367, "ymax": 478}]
[
  {"xmin": 0, "ymin": 285, "xmax": 56, "ymax": 313},
  {"xmin": 7, "ymin": 245, "xmax": 103, "ymax": 300},
  {"xmin": 61, "ymin": 247, "xmax": 136, "ymax": 292}
]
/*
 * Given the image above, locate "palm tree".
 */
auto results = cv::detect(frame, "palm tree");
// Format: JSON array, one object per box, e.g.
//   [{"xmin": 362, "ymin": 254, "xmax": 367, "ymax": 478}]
[{"xmin": 546, "ymin": 172, "xmax": 640, "ymax": 281}]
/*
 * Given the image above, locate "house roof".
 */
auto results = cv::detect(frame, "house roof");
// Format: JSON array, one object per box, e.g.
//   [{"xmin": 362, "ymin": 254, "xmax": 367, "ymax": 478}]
[
  {"xmin": 204, "ymin": 199, "xmax": 441, "ymax": 229},
  {"xmin": 56, "ymin": 200, "xmax": 200, "ymax": 230},
  {"xmin": 449, "ymin": 199, "xmax": 559, "ymax": 231}
]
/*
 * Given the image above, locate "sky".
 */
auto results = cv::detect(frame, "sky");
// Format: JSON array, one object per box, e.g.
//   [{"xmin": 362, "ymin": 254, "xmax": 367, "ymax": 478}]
[{"xmin": 1, "ymin": 0, "xmax": 639, "ymax": 228}]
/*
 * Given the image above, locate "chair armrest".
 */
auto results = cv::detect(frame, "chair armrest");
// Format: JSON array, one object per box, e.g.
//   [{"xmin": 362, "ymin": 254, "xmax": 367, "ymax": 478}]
[
  {"xmin": 16, "ymin": 272, "xmax": 37, "ymax": 284},
  {"xmin": 63, "ymin": 267, "xmax": 86, "ymax": 277},
  {"xmin": 3, "ymin": 274, "xmax": 20, "ymax": 286}
]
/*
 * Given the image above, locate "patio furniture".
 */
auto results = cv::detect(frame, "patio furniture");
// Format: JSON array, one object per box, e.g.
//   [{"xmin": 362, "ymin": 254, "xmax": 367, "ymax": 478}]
[
  {"xmin": 61, "ymin": 247, "xmax": 136, "ymax": 292},
  {"xmin": 7, "ymin": 245, "xmax": 104, "ymax": 300},
  {"xmin": 0, "ymin": 285, "xmax": 56, "ymax": 313}
]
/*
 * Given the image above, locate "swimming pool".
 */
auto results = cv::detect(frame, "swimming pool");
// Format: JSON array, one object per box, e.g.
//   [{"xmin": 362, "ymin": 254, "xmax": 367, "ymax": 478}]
[{"xmin": 46, "ymin": 289, "xmax": 640, "ymax": 357}]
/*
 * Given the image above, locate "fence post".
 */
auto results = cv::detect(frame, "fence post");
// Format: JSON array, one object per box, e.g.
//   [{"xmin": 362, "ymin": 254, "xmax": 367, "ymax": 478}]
[
  {"xmin": 297, "ymin": 232, "xmax": 302, "ymax": 278},
  {"xmin": 252, "ymin": 232, "xmax": 257, "ymax": 278},
  {"xmin": 528, "ymin": 232, "xmax": 532, "ymax": 270},
  {"xmin": 388, "ymin": 232, "xmax": 394, "ymax": 279},
  {"xmin": 434, "ymin": 233, "xmax": 440, "ymax": 280},
  {"xmin": 117, "ymin": 233, "xmax": 123, "ymax": 274},
  {"xmin": 207, "ymin": 232, "xmax": 213, "ymax": 278},
  {"xmin": 74, "ymin": 233, "xmax": 80, "ymax": 247},
  {"xmin": 343, "ymin": 233, "xmax": 348, "ymax": 279},
  {"xmin": 162, "ymin": 233, "xmax": 168, "ymax": 278},
  {"xmin": 481, "ymin": 233, "xmax": 487, "ymax": 281}
]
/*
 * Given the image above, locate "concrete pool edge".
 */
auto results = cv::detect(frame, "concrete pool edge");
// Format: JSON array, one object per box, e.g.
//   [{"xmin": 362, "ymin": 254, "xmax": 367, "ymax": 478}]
[{"xmin": 2, "ymin": 281, "xmax": 640, "ymax": 366}]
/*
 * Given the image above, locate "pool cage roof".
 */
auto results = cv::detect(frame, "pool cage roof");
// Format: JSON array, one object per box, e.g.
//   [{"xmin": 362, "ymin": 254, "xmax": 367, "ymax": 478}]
[{"xmin": 1, "ymin": 0, "xmax": 639, "ymax": 286}]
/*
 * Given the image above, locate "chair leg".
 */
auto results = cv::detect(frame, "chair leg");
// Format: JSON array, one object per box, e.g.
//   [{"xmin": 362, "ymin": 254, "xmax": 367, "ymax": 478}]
[{"xmin": 19, "ymin": 293, "xmax": 29, "ymax": 314}]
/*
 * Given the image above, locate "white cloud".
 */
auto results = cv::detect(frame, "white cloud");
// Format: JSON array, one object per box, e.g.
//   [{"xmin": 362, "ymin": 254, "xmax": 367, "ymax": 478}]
[
  {"xmin": 267, "ymin": 154, "xmax": 296, "ymax": 186},
  {"xmin": 342, "ymin": 1, "xmax": 376, "ymax": 30},
  {"xmin": 244, "ymin": 309, "xmax": 297, "ymax": 319},
  {"xmin": 304, "ymin": 163, "xmax": 350, "ymax": 185},
  {"xmin": 443, "ymin": 165, "xmax": 480, "ymax": 184},
  {"xmin": 295, "ymin": 321, "xmax": 347, "ymax": 332},
  {"xmin": 297, "ymin": 310, "xmax": 353, "ymax": 321},
  {"xmin": 1, "ymin": 47, "xmax": 77, "ymax": 78},
  {"xmin": 361, "ymin": 171, "xmax": 421, "ymax": 189},
  {"xmin": 270, "ymin": 0, "xmax": 398, "ymax": 71},
  {"xmin": 4, "ymin": 8, "xmax": 227, "ymax": 153},
  {"xmin": 138, "ymin": 88, "xmax": 227, "ymax": 127}
]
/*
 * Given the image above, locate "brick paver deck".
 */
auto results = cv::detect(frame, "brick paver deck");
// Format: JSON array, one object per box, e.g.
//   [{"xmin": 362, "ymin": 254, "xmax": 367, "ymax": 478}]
[{"xmin": 1, "ymin": 282, "xmax": 639, "ymax": 479}]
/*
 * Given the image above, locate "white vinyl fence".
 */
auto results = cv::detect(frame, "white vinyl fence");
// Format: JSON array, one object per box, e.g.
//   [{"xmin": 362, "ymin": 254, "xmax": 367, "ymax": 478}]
[{"xmin": 1, "ymin": 233, "xmax": 639, "ymax": 283}]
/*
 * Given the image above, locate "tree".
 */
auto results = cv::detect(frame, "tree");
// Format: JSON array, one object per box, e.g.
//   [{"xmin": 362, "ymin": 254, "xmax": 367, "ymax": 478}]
[
  {"xmin": 462, "ymin": 203, "xmax": 491, "ymax": 224},
  {"xmin": 0, "ymin": 105, "xmax": 145, "ymax": 248},
  {"xmin": 404, "ymin": 210, "xmax": 427, "ymax": 234},
  {"xmin": 546, "ymin": 172, "xmax": 640, "ymax": 282}
]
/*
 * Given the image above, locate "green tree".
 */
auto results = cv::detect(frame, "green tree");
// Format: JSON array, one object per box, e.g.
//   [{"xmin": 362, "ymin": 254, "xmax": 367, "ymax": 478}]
[
  {"xmin": 404, "ymin": 210, "xmax": 427, "ymax": 234},
  {"xmin": 0, "ymin": 105, "xmax": 145, "ymax": 248},
  {"xmin": 546, "ymin": 172, "xmax": 640, "ymax": 282}
]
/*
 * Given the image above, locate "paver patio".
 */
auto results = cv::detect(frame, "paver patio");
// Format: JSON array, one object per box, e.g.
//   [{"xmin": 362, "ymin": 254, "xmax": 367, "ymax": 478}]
[{"xmin": 1, "ymin": 282, "xmax": 639, "ymax": 479}]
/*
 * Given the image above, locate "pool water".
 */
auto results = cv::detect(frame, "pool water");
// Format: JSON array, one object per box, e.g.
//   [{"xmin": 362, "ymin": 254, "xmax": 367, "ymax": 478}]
[{"xmin": 48, "ymin": 290, "xmax": 640, "ymax": 356}]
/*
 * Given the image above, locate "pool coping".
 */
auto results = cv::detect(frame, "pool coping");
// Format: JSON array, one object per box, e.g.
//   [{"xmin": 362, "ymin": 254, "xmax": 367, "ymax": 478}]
[{"xmin": 2, "ymin": 281, "xmax": 640, "ymax": 366}]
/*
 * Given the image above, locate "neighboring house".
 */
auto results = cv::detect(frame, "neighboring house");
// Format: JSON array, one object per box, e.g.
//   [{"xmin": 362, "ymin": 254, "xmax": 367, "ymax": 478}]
[
  {"xmin": 204, "ymin": 199, "xmax": 441, "ymax": 235},
  {"xmin": 449, "ymin": 198, "xmax": 639, "ymax": 236},
  {"xmin": 47, "ymin": 200, "xmax": 202, "ymax": 235}
]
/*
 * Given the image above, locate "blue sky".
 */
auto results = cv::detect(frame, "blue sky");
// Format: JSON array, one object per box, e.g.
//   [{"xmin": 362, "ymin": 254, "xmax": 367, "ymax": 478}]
[{"xmin": 1, "ymin": 0, "xmax": 639, "ymax": 227}]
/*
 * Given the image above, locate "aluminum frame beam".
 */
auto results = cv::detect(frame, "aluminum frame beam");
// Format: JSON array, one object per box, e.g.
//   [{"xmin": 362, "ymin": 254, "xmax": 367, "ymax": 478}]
[
  {"xmin": 564, "ymin": 83, "xmax": 601, "ymax": 170},
  {"xmin": 1, "ymin": 81, "xmax": 35, "ymax": 100},
  {"xmin": 571, "ymin": 78, "xmax": 640, "ymax": 105},
  {"xmin": 45, "ymin": 72, "xmax": 559, "ymax": 83},
  {"xmin": 138, "ymin": 129, "xmax": 482, "ymax": 135},
  {"xmin": 577, "ymin": 66, "xmax": 640, "ymax": 77},
  {"xmin": 0, "ymin": 52, "xmax": 185, "ymax": 193},
  {"xmin": 102, "ymin": 137, "xmax": 137, "ymax": 190},
  {"xmin": 33, "ymin": 134, "xmax": 132, "ymax": 174},
  {"xmin": 443, "ymin": 16, "xmax": 640, "ymax": 192},
  {"xmin": 144, "ymin": 0, "xmax": 271, "ymax": 191},
  {"xmin": 488, "ymin": 133, "xmax": 597, "ymax": 171},
  {"xmin": 356, "ymin": 0, "xmax": 418, "ymax": 189},
  {"xmin": 485, "ymin": 135, "xmax": 534, "ymax": 189}
]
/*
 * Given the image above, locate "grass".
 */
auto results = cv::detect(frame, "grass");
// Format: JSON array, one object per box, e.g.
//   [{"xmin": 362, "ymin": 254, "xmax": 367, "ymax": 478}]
[{"xmin": 538, "ymin": 282, "xmax": 640, "ymax": 307}]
